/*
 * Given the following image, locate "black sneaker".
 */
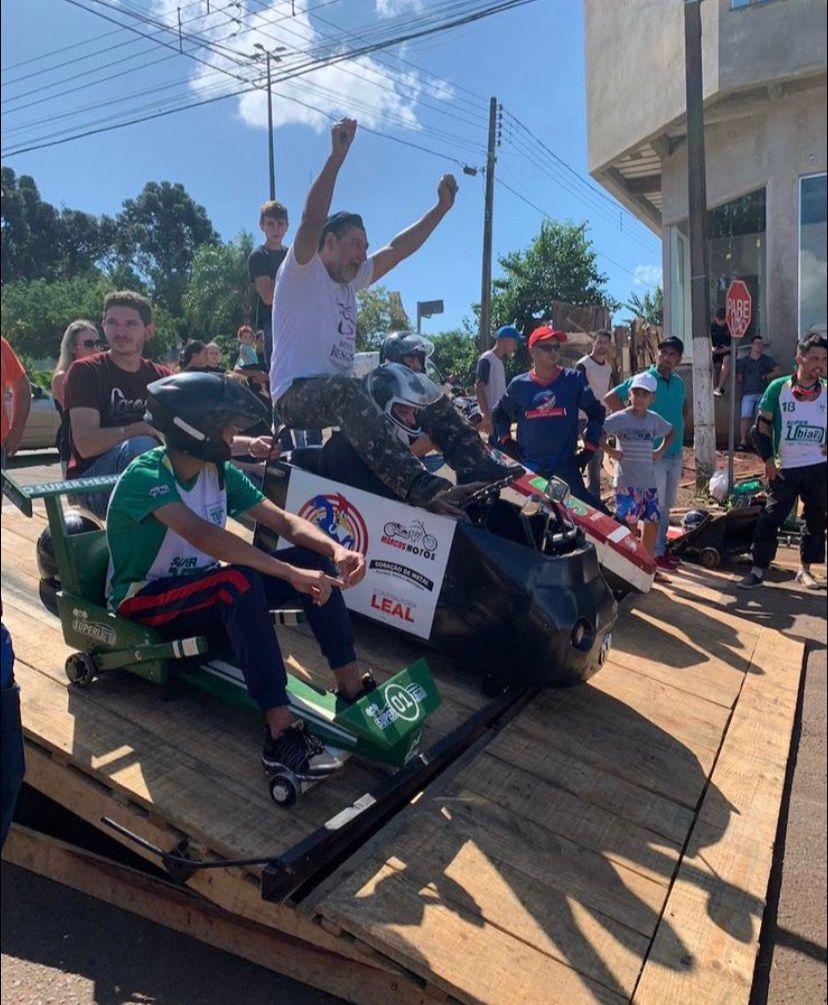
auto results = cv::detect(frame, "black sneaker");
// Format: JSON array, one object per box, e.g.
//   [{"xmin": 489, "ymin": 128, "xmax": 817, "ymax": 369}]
[
  {"xmin": 336, "ymin": 671, "xmax": 379, "ymax": 705},
  {"xmin": 262, "ymin": 724, "xmax": 340, "ymax": 778},
  {"xmin": 738, "ymin": 570, "xmax": 764, "ymax": 590}
]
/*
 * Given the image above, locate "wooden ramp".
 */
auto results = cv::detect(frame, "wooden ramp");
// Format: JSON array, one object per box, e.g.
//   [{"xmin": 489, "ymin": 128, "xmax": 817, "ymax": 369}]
[{"xmin": 1, "ymin": 506, "xmax": 804, "ymax": 1005}]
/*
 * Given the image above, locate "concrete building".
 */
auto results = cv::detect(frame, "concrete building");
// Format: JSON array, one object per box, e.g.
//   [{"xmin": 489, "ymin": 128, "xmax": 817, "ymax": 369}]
[{"xmin": 584, "ymin": 0, "xmax": 827, "ymax": 370}]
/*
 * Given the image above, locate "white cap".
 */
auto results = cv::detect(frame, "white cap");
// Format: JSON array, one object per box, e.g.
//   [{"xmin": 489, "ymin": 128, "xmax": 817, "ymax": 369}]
[{"xmin": 630, "ymin": 371, "xmax": 657, "ymax": 394}]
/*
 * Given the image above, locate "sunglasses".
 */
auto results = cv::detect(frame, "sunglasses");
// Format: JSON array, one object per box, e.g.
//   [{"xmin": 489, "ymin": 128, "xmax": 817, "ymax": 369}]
[
  {"xmin": 78, "ymin": 338, "xmax": 101, "ymax": 349},
  {"xmin": 533, "ymin": 341, "xmax": 560, "ymax": 353}
]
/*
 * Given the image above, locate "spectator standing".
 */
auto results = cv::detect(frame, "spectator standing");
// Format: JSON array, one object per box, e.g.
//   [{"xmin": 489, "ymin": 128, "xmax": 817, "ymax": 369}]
[
  {"xmin": 740, "ymin": 331, "xmax": 827, "ymax": 591},
  {"xmin": 605, "ymin": 336, "xmax": 687, "ymax": 571},
  {"xmin": 64, "ymin": 290, "xmax": 170, "ymax": 517},
  {"xmin": 493, "ymin": 326, "xmax": 608, "ymax": 511},
  {"xmin": 575, "ymin": 329, "xmax": 618, "ymax": 499},
  {"xmin": 736, "ymin": 335, "xmax": 781, "ymax": 449},
  {"xmin": 248, "ymin": 201, "xmax": 289, "ymax": 370},
  {"xmin": 603, "ymin": 371, "xmax": 675, "ymax": 579},
  {"xmin": 711, "ymin": 306, "xmax": 731, "ymax": 396},
  {"xmin": 1, "ymin": 336, "xmax": 31, "ymax": 468},
  {"xmin": 475, "ymin": 325, "xmax": 522, "ymax": 438}
]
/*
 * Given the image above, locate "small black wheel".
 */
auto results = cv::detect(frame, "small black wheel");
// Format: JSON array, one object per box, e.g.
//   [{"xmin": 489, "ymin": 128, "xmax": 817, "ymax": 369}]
[
  {"xmin": 699, "ymin": 547, "xmax": 721, "ymax": 569},
  {"xmin": 481, "ymin": 671, "xmax": 509, "ymax": 698},
  {"xmin": 65, "ymin": 652, "xmax": 96, "ymax": 687},
  {"xmin": 268, "ymin": 771, "xmax": 298, "ymax": 807}
]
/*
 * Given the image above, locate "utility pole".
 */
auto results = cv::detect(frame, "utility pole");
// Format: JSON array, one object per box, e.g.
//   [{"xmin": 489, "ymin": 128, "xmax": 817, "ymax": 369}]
[
  {"xmin": 478, "ymin": 96, "xmax": 498, "ymax": 353},
  {"xmin": 266, "ymin": 51, "xmax": 276, "ymax": 200},
  {"xmin": 684, "ymin": 0, "xmax": 716, "ymax": 489}
]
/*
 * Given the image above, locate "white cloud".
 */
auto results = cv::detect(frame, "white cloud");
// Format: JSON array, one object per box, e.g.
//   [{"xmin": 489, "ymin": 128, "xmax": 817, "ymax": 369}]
[
  {"xmin": 633, "ymin": 264, "xmax": 663, "ymax": 287},
  {"xmin": 150, "ymin": 1, "xmax": 452, "ymax": 135}
]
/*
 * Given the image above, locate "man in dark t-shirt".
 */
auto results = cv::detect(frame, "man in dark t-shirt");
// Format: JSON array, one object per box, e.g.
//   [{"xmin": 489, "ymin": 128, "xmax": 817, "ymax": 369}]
[
  {"xmin": 64, "ymin": 290, "xmax": 171, "ymax": 516},
  {"xmin": 736, "ymin": 334, "xmax": 781, "ymax": 447},
  {"xmin": 247, "ymin": 200, "xmax": 289, "ymax": 370},
  {"xmin": 710, "ymin": 307, "xmax": 732, "ymax": 395}
]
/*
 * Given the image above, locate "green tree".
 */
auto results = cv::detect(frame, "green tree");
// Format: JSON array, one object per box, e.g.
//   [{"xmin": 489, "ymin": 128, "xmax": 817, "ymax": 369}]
[
  {"xmin": 1, "ymin": 168, "xmax": 63, "ymax": 283},
  {"xmin": 624, "ymin": 286, "xmax": 663, "ymax": 325},
  {"xmin": 1, "ymin": 275, "xmax": 177, "ymax": 362},
  {"xmin": 489, "ymin": 220, "xmax": 615, "ymax": 335},
  {"xmin": 429, "ymin": 329, "xmax": 481, "ymax": 386},
  {"xmin": 184, "ymin": 233, "xmax": 254, "ymax": 354},
  {"xmin": 356, "ymin": 286, "xmax": 411, "ymax": 349},
  {"xmin": 117, "ymin": 181, "xmax": 219, "ymax": 317},
  {"xmin": 1, "ymin": 168, "xmax": 118, "ymax": 282}
]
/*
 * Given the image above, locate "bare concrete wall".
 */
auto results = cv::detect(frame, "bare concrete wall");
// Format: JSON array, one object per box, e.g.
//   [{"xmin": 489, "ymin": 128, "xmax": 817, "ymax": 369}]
[
  {"xmin": 585, "ymin": 0, "xmax": 826, "ymax": 173},
  {"xmin": 584, "ymin": 0, "xmax": 719, "ymax": 172},
  {"xmin": 719, "ymin": 0, "xmax": 827, "ymax": 94},
  {"xmin": 660, "ymin": 81, "xmax": 827, "ymax": 362}
]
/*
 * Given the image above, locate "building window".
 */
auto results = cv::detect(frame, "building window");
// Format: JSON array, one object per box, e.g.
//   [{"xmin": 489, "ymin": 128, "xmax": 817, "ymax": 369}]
[
  {"xmin": 799, "ymin": 173, "xmax": 827, "ymax": 336},
  {"xmin": 730, "ymin": 0, "xmax": 773, "ymax": 8},
  {"xmin": 708, "ymin": 187, "xmax": 767, "ymax": 342}
]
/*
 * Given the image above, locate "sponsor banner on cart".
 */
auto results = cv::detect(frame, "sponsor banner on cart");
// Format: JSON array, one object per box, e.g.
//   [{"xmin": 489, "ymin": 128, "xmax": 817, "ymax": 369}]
[{"xmin": 279, "ymin": 469, "xmax": 456, "ymax": 639}]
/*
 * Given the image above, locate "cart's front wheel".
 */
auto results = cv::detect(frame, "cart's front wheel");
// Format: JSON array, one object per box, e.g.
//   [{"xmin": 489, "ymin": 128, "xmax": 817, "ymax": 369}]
[
  {"xmin": 699, "ymin": 547, "xmax": 721, "ymax": 569},
  {"xmin": 65, "ymin": 652, "xmax": 96, "ymax": 687},
  {"xmin": 268, "ymin": 771, "xmax": 298, "ymax": 807}
]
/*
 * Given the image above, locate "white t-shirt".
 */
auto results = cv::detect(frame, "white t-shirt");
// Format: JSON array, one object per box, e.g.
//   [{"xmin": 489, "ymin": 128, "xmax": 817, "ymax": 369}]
[
  {"xmin": 270, "ymin": 246, "xmax": 374, "ymax": 402},
  {"xmin": 475, "ymin": 349, "xmax": 507, "ymax": 412},
  {"xmin": 576, "ymin": 354, "xmax": 613, "ymax": 421},
  {"xmin": 776, "ymin": 381, "xmax": 827, "ymax": 469}
]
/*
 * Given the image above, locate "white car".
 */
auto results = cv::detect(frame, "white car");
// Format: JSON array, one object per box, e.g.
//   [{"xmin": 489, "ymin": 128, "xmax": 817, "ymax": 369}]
[{"xmin": 4, "ymin": 383, "xmax": 62, "ymax": 452}]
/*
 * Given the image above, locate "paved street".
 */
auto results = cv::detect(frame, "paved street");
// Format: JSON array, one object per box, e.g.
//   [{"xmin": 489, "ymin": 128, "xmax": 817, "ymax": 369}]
[{"xmin": 1, "ymin": 450, "xmax": 825, "ymax": 1005}]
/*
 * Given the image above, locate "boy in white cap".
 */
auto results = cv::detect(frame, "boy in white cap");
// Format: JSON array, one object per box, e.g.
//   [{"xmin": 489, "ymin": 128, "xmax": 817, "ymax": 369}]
[{"xmin": 602, "ymin": 371, "xmax": 675, "ymax": 574}]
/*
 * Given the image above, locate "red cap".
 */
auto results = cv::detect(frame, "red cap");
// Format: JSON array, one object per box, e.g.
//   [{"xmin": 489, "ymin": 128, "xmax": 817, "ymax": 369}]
[{"xmin": 528, "ymin": 326, "xmax": 567, "ymax": 348}]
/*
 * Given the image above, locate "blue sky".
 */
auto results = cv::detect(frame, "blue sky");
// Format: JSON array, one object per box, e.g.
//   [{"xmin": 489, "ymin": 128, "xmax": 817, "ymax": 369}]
[{"xmin": 1, "ymin": 0, "xmax": 663, "ymax": 333}]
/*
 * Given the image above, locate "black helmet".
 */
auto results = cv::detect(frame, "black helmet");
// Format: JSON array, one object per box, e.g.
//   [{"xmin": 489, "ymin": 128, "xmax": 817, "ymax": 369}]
[
  {"xmin": 36, "ymin": 511, "xmax": 102, "ymax": 617},
  {"xmin": 145, "ymin": 371, "xmax": 269, "ymax": 463},
  {"xmin": 364, "ymin": 363, "xmax": 441, "ymax": 443},
  {"xmin": 380, "ymin": 332, "xmax": 435, "ymax": 367},
  {"xmin": 682, "ymin": 509, "xmax": 710, "ymax": 530}
]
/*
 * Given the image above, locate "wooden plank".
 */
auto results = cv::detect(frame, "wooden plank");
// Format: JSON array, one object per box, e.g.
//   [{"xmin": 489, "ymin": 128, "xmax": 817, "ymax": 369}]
[
  {"xmin": 512, "ymin": 686, "xmax": 716, "ymax": 810},
  {"xmin": 322, "ymin": 861, "xmax": 627, "ymax": 1005},
  {"xmin": 19, "ymin": 741, "xmax": 380, "ymax": 966},
  {"xmin": 633, "ymin": 632, "xmax": 804, "ymax": 1005},
  {"xmin": 3, "ymin": 825, "xmax": 435, "ymax": 1005},
  {"xmin": 481, "ymin": 729, "xmax": 694, "ymax": 847}
]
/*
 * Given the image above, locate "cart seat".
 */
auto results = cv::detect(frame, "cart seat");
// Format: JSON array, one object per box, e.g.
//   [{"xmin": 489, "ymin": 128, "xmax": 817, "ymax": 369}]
[{"xmin": 67, "ymin": 528, "xmax": 110, "ymax": 607}]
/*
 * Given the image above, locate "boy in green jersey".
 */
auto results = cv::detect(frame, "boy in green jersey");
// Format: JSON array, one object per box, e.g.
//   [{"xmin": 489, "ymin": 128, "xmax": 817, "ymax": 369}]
[
  {"xmin": 740, "ymin": 331, "xmax": 827, "ymax": 590},
  {"xmin": 107, "ymin": 371, "xmax": 369, "ymax": 777}
]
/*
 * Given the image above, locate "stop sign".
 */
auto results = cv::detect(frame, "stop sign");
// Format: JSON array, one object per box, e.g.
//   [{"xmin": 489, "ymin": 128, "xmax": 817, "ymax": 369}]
[{"xmin": 725, "ymin": 279, "xmax": 752, "ymax": 340}]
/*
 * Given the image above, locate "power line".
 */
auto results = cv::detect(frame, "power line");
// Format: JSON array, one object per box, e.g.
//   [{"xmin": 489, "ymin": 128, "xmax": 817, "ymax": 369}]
[
  {"xmin": 495, "ymin": 177, "xmax": 660, "ymax": 287},
  {"xmin": 4, "ymin": 0, "xmax": 527, "ymax": 157}
]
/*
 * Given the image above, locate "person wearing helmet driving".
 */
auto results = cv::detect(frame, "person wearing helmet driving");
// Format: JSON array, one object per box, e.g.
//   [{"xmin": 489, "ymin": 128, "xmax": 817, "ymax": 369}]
[
  {"xmin": 105, "ymin": 371, "xmax": 371, "ymax": 779},
  {"xmin": 315, "ymin": 364, "xmax": 444, "ymax": 498},
  {"xmin": 380, "ymin": 331, "xmax": 522, "ymax": 480}
]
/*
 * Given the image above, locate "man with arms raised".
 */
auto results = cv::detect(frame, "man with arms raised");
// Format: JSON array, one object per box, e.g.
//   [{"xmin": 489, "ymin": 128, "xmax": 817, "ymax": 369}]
[
  {"xmin": 270, "ymin": 118, "xmax": 513, "ymax": 512},
  {"xmin": 65, "ymin": 291, "xmax": 169, "ymax": 516}
]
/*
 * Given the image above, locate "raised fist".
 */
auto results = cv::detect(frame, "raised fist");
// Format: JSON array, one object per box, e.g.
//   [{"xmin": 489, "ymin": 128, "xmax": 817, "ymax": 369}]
[
  {"xmin": 331, "ymin": 118, "xmax": 357, "ymax": 158},
  {"xmin": 437, "ymin": 174, "xmax": 458, "ymax": 210}
]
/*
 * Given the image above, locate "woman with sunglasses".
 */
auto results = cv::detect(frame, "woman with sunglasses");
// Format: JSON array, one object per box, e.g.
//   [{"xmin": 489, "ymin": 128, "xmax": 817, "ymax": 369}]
[
  {"xmin": 51, "ymin": 320, "xmax": 101, "ymax": 408},
  {"xmin": 51, "ymin": 320, "xmax": 101, "ymax": 473}
]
